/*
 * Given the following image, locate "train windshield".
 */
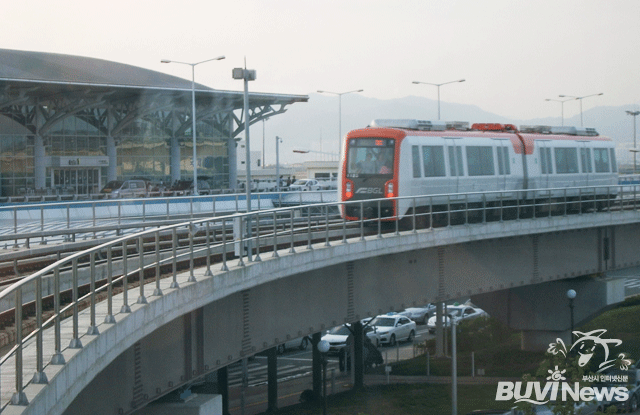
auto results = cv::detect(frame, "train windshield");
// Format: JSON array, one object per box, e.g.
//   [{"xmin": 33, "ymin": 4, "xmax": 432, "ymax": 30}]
[{"xmin": 346, "ymin": 138, "xmax": 394, "ymax": 177}]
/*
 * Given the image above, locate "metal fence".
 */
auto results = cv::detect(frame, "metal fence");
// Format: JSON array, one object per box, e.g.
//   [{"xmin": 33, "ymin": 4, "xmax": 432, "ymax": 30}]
[{"xmin": 0, "ymin": 184, "xmax": 639, "ymax": 410}]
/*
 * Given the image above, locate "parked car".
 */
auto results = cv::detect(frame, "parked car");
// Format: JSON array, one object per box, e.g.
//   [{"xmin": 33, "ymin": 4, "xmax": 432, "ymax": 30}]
[
  {"xmin": 427, "ymin": 305, "xmax": 488, "ymax": 334},
  {"xmin": 100, "ymin": 179, "xmax": 148, "ymax": 198},
  {"xmin": 288, "ymin": 179, "xmax": 322, "ymax": 191},
  {"xmin": 169, "ymin": 178, "xmax": 212, "ymax": 195},
  {"xmin": 596, "ymin": 366, "xmax": 640, "ymax": 413},
  {"xmin": 277, "ymin": 336, "xmax": 311, "ymax": 354},
  {"xmin": 366, "ymin": 313, "xmax": 416, "ymax": 347},
  {"xmin": 321, "ymin": 325, "xmax": 351, "ymax": 354},
  {"xmin": 399, "ymin": 303, "xmax": 436, "ymax": 324}
]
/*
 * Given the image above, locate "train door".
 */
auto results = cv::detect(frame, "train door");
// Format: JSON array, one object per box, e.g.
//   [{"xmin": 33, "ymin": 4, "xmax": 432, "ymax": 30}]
[
  {"xmin": 538, "ymin": 140, "xmax": 552, "ymax": 188},
  {"xmin": 445, "ymin": 138, "xmax": 463, "ymax": 193},
  {"xmin": 495, "ymin": 139, "xmax": 511, "ymax": 190},
  {"xmin": 578, "ymin": 141, "xmax": 592, "ymax": 187}
]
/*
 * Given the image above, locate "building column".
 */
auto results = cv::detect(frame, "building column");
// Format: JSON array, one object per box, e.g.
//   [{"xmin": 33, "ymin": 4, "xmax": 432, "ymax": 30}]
[
  {"xmin": 171, "ymin": 135, "xmax": 181, "ymax": 184},
  {"xmin": 107, "ymin": 135, "xmax": 117, "ymax": 182},
  {"xmin": 34, "ymin": 135, "xmax": 46, "ymax": 190}
]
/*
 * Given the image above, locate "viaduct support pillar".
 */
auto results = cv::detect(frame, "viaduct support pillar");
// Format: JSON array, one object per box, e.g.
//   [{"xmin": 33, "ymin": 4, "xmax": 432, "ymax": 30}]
[
  {"xmin": 267, "ymin": 346, "xmax": 278, "ymax": 412},
  {"xmin": 352, "ymin": 321, "xmax": 364, "ymax": 390},
  {"xmin": 311, "ymin": 332, "xmax": 322, "ymax": 400},
  {"xmin": 472, "ymin": 276, "xmax": 625, "ymax": 351},
  {"xmin": 217, "ymin": 367, "xmax": 230, "ymax": 415}
]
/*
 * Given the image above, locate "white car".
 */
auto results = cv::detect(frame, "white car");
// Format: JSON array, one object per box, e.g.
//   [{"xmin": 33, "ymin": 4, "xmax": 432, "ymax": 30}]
[
  {"xmin": 399, "ymin": 303, "xmax": 436, "ymax": 324},
  {"xmin": 321, "ymin": 325, "xmax": 352, "ymax": 354},
  {"xmin": 288, "ymin": 179, "xmax": 321, "ymax": 191},
  {"xmin": 427, "ymin": 305, "xmax": 488, "ymax": 334},
  {"xmin": 277, "ymin": 336, "xmax": 310, "ymax": 354},
  {"xmin": 366, "ymin": 314, "xmax": 416, "ymax": 347}
]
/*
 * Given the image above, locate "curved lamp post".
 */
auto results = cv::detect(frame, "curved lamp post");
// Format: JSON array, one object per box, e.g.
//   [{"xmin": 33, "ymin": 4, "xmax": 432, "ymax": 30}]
[
  {"xmin": 567, "ymin": 289, "xmax": 577, "ymax": 340},
  {"xmin": 161, "ymin": 56, "xmax": 225, "ymax": 195},
  {"xmin": 626, "ymin": 111, "xmax": 640, "ymax": 174},
  {"xmin": 317, "ymin": 340, "xmax": 330, "ymax": 415},
  {"xmin": 558, "ymin": 93, "xmax": 603, "ymax": 128},
  {"xmin": 412, "ymin": 79, "xmax": 465, "ymax": 120},
  {"xmin": 317, "ymin": 89, "xmax": 363, "ymax": 154},
  {"xmin": 545, "ymin": 98, "xmax": 573, "ymax": 126}
]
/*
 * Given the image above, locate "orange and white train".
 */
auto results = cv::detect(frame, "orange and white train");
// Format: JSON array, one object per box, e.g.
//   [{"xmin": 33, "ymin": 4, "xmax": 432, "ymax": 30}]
[{"xmin": 338, "ymin": 119, "xmax": 618, "ymax": 221}]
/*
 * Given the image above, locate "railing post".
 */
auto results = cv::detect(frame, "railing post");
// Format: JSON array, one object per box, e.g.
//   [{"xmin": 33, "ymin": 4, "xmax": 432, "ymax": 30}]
[
  {"xmin": 377, "ymin": 200, "xmax": 382, "ymax": 238},
  {"xmin": 238, "ymin": 217, "xmax": 246, "ymax": 266},
  {"xmin": 40, "ymin": 206, "xmax": 46, "ymax": 245},
  {"xmin": 342, "ymin": 203, "xmax": 349, "ymax": 243},
  {"xmin": 360, "ymin": 201, "xmax": 365, "ymax": 240},
  {"xmin": 289, "ymin": 210, "xmax": 296, "ymax": 254},
  {"xmin": 188, "ymin": 224, "xmax": 197, "ymax": 282},
  {"xmin": 412, "ymin": 198, "xmax": 417, "ymax": 233},
  {"xmin": 69, "ymin": 258, "xmax": 83, "ymax": 349},
  {"xmin": 255, "ymin": 212, "xmax": 262, "ymax": 261},
  {"xmin": 325, "ymin": 206, "xmax": 331, "ymax": 246},
  {"xmin": 87, "ymin": 252, "xmax": 100, "ymax": 334},
  {"xmin": 204, "ymin": 222, "xmax": 213, "ymax": 276},
  {"xmin": 11, "ymin": 287, "xmax": 29, "ymax": 406},
  {"xmin": 32, "ymin": 276, "xmax": 48, "ymax": 384},
  {"xmin": 137, "ymin": 236, "xmax": 148, "ymax": 303},
  {"xmin": 121, "ymin": 240, "xmax": 132, "ymax": 312},
  {"xmin": 104, "ymin": 246, "xmax": 116, "ymax": 324},
  {"xmin": 272, "ymin": 211, "xmax": 280, "ymax": 258},
  {"xmin": 307, "ymin": 207, "xmax": 314, "ymax": 250},
  {"xmin": 221, "ymin": 218, "xmax": 230, "ymax": 270},
  {"xmin": 171, "ymin": 228, "xmax": 179, "ymax": 288}
]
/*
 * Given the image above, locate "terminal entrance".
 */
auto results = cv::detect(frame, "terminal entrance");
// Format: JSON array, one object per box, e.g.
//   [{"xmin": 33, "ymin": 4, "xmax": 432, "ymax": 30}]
[{"xmin": 52, "ymin": 168, "xmax": 101, "ymax": 195}]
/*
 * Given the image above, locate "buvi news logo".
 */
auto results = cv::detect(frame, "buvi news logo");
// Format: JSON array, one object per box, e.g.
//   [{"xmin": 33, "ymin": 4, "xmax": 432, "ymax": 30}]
[{"xmin": 496, "ymin": 329, "xmax": 634, "ymax": 405}]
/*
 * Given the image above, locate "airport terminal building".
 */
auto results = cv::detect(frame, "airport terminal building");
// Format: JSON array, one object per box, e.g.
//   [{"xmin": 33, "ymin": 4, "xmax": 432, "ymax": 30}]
[{"xmin": 0, "ymin": 49, "xmax": 308, "ymax": 197}]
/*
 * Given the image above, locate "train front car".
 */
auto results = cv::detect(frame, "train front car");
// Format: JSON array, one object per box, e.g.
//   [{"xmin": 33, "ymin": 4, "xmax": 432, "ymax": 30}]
[{"xmin": 339, "ymin": 126, "xmax": 404, "ymax": 221}]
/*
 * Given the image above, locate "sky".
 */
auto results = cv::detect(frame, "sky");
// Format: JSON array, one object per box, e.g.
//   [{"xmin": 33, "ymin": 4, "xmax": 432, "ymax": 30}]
[{"xmin": 3, "ymin": 1, "xmax": 640, "ymax": 162}]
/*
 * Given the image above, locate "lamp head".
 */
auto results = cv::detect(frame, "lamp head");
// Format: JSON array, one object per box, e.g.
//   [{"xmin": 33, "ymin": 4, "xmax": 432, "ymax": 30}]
[
  {"xmin": 317, "ymin": 340, "xmax": 330, "ymax": 354},
  {"xmin": 567, "ymin": 289, "xmax": 577, "ymax": 300}
]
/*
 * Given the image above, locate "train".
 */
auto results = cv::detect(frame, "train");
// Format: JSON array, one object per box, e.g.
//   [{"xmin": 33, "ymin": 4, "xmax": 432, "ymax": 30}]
[{"xmin": 338, "ymin": 119, "xmax": 618, "ymax": 223}]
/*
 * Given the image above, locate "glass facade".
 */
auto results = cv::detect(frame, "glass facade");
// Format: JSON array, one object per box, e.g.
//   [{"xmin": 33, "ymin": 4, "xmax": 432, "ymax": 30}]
[{"xmin": 0, "ymin": 113, "xmax": 230, "ymax": 197}]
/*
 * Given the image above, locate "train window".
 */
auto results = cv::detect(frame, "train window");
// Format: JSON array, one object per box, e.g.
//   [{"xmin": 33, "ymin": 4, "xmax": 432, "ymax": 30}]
[
  {"xmin": 412, "ymin": 146, "xmax": 421, "ymax": 178},
  {"xmin": 540, "ymin": 147, "xmax": 552, "ymax": 174},
  {"xmin": 466, "ymin": 146, "xmax": 494, "ymax": 176},
  {"xmin": 422, "ymin": 146, "xmax": 445, "ymax": 177},
  {"xmin": 580, "ymin": 148, "xmax": 593, "ymax": 173},
  {"xmin": 448, "ymin": 146, "xmax": 463, "ymax": 176},
  {"xmin": 554, "ymin": 148, "xmax": 579, "ymax": 174},
  {"xmin": 347, "ymin": 139, "xmax": 394, "ymax": 176},
  {"xmin": 610, "ymin": 149, "xmax": 618, "ymax": 172},
  {"xmin": 594, "ymin": 148, "xmax": 610, "ymax": 173},
  {"xmin": 497, "ymin": 146, "xmax": 510, "ymax": 175}
]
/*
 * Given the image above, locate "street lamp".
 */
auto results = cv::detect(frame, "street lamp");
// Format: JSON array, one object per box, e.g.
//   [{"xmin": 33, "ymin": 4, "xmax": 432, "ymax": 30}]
[
  {"xmin": 626, "ymin": 111, "xmax": 640, "ymax": 175},
  {"xmin": 567, "ymin": 289, "xmax": 577, "ymax": 341},
  {"xmin": 558, "ymin": 93, "xmax": 603, "ymax": 128},
  {"xmin": 317, "ymin": 89, "xmax": 363, "ymax": 154},
  {"xmin": 317, "ymin": 340, "xmax": 330, "ymax": 415},
  {"xmin": 161, "ymin": 56, "xmax": 225, "ymax": 195},
  {"xmin": 412, "ymin": 79, "xmax": 465, "ymax": 120},
  {"xmin": 275, "ymin": 136, "xmax": 282, "ymax": 192},
  {"xmin": 545, "ymin": 98, "xmax": 573, "ymax": 126}
]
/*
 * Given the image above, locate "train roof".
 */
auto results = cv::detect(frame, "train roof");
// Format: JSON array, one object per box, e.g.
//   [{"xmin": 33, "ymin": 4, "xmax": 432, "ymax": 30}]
[{"xmin": 366, "ymin": 119, "xmax": 602, "ymax": 138}]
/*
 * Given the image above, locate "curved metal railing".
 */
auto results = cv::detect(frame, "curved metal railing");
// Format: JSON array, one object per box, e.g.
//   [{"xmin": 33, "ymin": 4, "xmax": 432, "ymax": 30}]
[{"xmin": 0, "ymin": 184, "xmax": 639, "ymax": 410}]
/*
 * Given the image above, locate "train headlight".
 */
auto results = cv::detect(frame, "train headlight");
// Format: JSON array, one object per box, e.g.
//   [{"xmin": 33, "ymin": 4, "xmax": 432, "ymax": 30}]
[
  {"xmin": 345, "ymin": 180, "xmax": 353, "ymax": 200},
  {"xmin": 385, "ymin": 181, "xmax": 394, "ymax": 198}
]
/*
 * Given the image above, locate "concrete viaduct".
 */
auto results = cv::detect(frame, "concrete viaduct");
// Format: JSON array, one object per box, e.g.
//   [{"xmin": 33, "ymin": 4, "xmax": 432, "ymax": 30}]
[{"xmin": 3, "ymin": 209, "xmax": 639, "ymax": 415}]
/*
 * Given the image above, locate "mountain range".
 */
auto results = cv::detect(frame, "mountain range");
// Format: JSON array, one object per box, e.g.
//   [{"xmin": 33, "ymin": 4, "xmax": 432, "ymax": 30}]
[{"xmin": 261, "ymin": 93, "xmax": 640, "ymax": 167}]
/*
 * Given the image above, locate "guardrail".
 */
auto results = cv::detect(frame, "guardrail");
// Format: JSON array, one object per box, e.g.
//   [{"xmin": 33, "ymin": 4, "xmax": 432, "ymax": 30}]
[{"xmin": 0, "ymin": 184, "xmax": 639, "ymax": 410}]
